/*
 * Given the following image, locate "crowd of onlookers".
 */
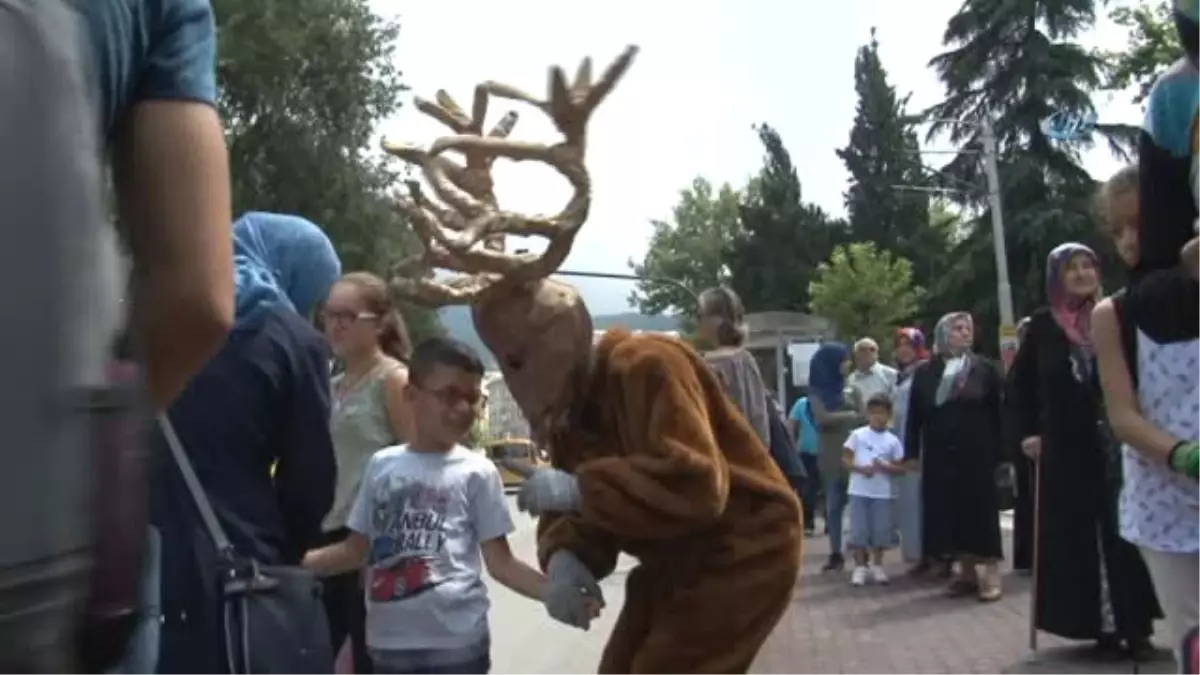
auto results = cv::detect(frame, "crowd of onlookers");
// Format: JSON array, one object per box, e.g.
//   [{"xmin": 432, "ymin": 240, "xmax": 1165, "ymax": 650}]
[{"xmin": 695, "ymin": 150, "xmax": 1197, "ymax": 673}]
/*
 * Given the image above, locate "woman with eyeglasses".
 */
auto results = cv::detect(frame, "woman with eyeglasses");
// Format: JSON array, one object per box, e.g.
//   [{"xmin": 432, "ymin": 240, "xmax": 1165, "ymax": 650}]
[{"xmin": 320, "ymin": 271, "xmax": 416, "ymax": 673}]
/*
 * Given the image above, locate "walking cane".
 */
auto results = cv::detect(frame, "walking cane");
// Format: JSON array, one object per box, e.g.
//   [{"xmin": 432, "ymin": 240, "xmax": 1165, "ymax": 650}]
[{"xmin": 1029, "ymin": 454, "xmax": 1041, "ymax": 652}]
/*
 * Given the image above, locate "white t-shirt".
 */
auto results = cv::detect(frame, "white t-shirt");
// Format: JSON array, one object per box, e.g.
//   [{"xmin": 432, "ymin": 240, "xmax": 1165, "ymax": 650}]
[
  {"xmin": 347, "ymin": 445, "xmax": 514, "ymax": 651},
  {"xmin": 844, "ymin": 426, "xmax": 904, "ymax": 499}
]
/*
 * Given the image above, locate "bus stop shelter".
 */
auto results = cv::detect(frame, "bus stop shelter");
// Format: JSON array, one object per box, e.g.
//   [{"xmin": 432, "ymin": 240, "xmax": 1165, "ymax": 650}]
[{"xmin": 744, "ymin": 311, "xmax": 837, "ymax": 406}]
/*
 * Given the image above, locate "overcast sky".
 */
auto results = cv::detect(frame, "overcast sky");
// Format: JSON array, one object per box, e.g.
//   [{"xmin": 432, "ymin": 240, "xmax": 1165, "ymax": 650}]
[{"xmin": 369, "ymin": 0, "xmax": 1144, "ymax": 314}]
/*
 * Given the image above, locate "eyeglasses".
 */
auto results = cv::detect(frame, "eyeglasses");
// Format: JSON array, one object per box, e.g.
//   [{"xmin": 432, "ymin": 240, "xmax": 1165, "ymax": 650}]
[
  {"xmin": 320, "ymin": 309, "xmax": 378, "ymax": 326},
  {"xmin": 410, "ymin": 382, "xmax": 482, "ymax": 408}
]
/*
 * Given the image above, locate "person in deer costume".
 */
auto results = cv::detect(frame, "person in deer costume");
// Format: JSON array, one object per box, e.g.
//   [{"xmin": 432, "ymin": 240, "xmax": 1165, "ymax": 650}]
[{"xmin": 381, "ymin": 47, "xmax": 802, "ymax": 673}]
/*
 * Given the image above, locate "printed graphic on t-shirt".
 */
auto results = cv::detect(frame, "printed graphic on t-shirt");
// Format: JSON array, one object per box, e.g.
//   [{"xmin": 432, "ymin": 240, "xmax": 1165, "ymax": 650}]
[{"xmin": 368, "ymin": 480, "xmax": 451, "ymax": 603}]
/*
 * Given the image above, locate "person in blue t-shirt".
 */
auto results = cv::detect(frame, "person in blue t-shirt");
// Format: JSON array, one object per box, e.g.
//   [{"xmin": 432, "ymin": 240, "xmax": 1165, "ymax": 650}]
[
  {"xmin": 788, "ymin": 395, "xmax": 821, "ymax": 536},
  {"xmin": 75, "ymin": 0, "xmax": 236, "ymax": 406},
  {"xmin": 0, "ymin": 1, "xmax": 233, "ymax": 671}
]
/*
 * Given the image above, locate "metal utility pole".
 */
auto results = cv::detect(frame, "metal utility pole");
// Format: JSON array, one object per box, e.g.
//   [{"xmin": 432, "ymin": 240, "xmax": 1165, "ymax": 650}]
[
  {"xmin": 892, "ymin": 115, "xmax": 1017, "ymax": 365},
  {"xmin": 980, "ymin": 117, "xmax": 1015, "ymax": 329}
]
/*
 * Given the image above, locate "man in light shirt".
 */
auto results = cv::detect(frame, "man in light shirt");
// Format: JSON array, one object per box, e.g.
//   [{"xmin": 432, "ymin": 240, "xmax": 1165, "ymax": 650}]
[{"xmin": 847, "ymin": 338, "xmax": 897, "ymax": 406}]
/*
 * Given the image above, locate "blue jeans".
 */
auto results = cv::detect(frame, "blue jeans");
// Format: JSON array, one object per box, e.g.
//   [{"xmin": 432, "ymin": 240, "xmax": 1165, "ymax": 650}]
[
  {"xmin": 799, "ymin": 454, "xmax": 820, "ymax": 530},
  {"xmin": 848, "ymin": 496, "xmax": 894, "ymax": 550},
  {"xmin": 825, "ymin": 475, "xmax": 849, "ymax": 555}
]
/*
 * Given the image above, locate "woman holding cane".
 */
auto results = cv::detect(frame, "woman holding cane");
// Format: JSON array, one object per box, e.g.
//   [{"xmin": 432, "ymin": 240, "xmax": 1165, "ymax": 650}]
[{"xmin": 1009, "ymin": 243, "xmax": 1160, "ymax": 659}]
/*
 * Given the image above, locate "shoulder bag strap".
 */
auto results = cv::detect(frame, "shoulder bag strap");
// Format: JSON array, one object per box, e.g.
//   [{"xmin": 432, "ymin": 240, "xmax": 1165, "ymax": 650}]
[{"xmin": 157, "ymin": 415, "xmax": 236, "ymax": 559}]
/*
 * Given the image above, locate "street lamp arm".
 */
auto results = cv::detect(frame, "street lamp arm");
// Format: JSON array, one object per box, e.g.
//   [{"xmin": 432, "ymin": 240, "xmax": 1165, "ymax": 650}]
[{"xmin": 554, "ymin": 269, "xmax": 700, "ymax": 305}]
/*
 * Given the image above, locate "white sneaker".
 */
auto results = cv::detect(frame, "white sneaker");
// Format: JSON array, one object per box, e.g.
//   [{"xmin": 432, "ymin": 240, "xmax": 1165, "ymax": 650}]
[
  {"xmin": 870, "ymin": 565, "xmax": 889, "ymax": 585},
  {"xmin": 851, "ymin": 565, "xmax": 869, "ymax": 586}
]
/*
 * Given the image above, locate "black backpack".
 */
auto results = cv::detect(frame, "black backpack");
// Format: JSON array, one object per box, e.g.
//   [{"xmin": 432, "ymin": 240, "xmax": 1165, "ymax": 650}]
[{"xmin": 765, "ymin": 395, "xmax": 807, "ymax": 493}]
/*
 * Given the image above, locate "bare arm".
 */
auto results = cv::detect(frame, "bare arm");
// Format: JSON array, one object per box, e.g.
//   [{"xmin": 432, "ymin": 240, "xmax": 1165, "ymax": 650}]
[
  {"xmin": 302, "ymin": 531, "xmax": 370, "ymax": 576},
  {"xmin": 114, "ymin": 101, "xmax": 233, "ymax": 408},
  {"xmin": 382, "ymin": 366, "xmax": 416, "ymax": 441},
  {"xmin": 1092, "ymin": 298, "xmax": 1179, "ymax": 463},
  {"xmin": 481, "ymin": 536, "xmax": 547, "ymax": 602},
  {"xmin": 809, "ymin": 395, "xmax": 863, "ymax": 429}
]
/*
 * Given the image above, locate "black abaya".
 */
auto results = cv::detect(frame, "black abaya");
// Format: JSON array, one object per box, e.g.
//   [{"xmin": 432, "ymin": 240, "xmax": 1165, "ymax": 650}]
[
  {"xmin": 1004, "ymin": 373, "xmax": 1034, "ymax": 571},
  {"xmin": 904, "ymin": 355, "xmax": 1005, "ymax": 560},
  {"xmin": 1008, "ymin": 309, "xmax": 1162, "ymax": 641}
]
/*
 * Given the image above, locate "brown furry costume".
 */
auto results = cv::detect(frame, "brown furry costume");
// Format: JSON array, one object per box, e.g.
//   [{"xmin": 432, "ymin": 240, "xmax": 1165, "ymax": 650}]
[
  {"xmin": 378, "ymin": 46, "xmax": 800, "ymax": 673},
  {"xmin": 537, "ymin": 329, "xmax": 802, "ymax": 674}
]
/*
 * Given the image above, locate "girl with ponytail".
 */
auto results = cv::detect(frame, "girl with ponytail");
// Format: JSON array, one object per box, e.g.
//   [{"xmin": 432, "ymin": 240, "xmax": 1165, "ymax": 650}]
[{"xmin": 319, "ymin": 271, "xmax": 415, "ymax": 672}]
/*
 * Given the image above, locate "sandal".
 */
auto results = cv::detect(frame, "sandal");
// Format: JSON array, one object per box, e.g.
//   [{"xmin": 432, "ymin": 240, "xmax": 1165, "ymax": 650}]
[
  {"xmin": 906, "ymin": 561, "xmax": 932, "ymax": 577},
  {"xmin": 977, "ymin": 568, "xmax": 1003, "ymax": 602},
  {"xmin": 946, "ymin": 577, "xmax": 979, "ymax": 597}
]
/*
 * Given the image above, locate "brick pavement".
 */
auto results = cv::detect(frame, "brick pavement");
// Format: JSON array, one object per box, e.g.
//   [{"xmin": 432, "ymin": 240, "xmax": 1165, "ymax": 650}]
[{"xmin": 751, "ymin": 529, "xmax": 1174, "ymax": 674}]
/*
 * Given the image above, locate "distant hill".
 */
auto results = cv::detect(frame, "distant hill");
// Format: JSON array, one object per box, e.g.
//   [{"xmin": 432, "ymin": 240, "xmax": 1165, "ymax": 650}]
[{"xmin": 438, "ymin": 307, "xmax": 680, "ymax": 367}]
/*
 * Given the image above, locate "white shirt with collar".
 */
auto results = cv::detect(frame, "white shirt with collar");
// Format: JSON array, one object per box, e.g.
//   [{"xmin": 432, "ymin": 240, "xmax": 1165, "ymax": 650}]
[{"xmin": 848, "ymin": 362, "xmax": 898, "ymax": 404}]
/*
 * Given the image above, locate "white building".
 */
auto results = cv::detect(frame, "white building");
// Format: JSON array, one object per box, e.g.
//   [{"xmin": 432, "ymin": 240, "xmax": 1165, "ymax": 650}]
[{"xmin": 484, "ymin": 372, "xmax": 531, "ymax": 440}]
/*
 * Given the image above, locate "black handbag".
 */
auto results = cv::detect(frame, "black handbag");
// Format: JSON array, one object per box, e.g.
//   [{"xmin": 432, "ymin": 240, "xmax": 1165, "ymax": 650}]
[{"xmin": 158, "ymin": 416, "xmax": 334, "ymax": 674}]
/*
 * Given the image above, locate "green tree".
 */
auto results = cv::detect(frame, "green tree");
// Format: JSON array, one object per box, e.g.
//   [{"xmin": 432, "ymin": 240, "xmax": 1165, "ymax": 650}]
[
  {"xmin": 809, "ymin": 242, "xmax": 925, "ymax": 350},
  {"xmin": 727, "ymin": 124, "xmax": 847, "ymax": 313},
  {"xmin": 837, "ymin": 28, "xmax": 946, "ymax": 290},
  {"xmin": 1100, "ymin": 1, "xmax": 1183, "ymax": 104},
  {"xmin": 213, "ymin": 0, "xmax": 441, "ymax": 340},
  {"xmin": 921, "ymin": 0, "xmax": 1134, "ymax": 353},
  {"xmin": 628, "ymin": 177, "xmax": 743, "ymax": 325}
]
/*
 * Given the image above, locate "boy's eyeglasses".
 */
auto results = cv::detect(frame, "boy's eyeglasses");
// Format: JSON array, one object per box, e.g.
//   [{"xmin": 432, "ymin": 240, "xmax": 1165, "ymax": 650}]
[
  {"xmin": 410, "ymin": 383, "xmax": 482, "ymax": 408},
  {"xmin": 320, "ymin": 310, "xmax": 378, "ymax": 326}
]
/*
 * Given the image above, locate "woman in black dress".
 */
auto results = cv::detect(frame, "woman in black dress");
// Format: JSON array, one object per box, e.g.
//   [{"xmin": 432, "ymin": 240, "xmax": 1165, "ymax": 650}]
[
  {"xmin": 905, "ymin": 311, "xmax": 1006, "ymax": 601},
  {"xmin": 1008, "ymin": 242, "xmax": 1161, "ymax": 658}
]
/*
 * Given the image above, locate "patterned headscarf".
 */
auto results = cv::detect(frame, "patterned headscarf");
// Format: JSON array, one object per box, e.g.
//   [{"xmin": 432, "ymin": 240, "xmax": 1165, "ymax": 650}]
[
  {"xmin": 232, "ymin": 212, "xmax": 342, "ymax": 329},
  {"xmin": 894, "ymin": 327, "xmax": 929, "ymax": 365},
  {"xmin": 1045, "ymin": 242, "xmax": 1101, "ymax": 353},
  {"xmin": 933, "ymin": 312, "xmax": 974, "ymax": 406},
  {"xmin": 894, "ymin": 327, "xmax": 929, "ymax": 384}
]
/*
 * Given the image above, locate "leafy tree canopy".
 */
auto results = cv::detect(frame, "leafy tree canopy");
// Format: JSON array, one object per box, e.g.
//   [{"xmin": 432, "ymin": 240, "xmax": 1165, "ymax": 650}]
[
  {"xmin": 920, "ymin": 0, "xmax": 1128, "ymax": 353},
  {"xmin": 628, "ymin": 177, "xmax": 743, "ymax": 325},
  {"xmin": 1100, "ymin": 0, "xmax": 1183, "ymax": 104},
  {"xmin": 809, "ymin": 242, "xmax": 925, "ymax": 352},
  {"xmin": 213, "ymin": 0, "xmax": 441, "ymax": 340},
  {"xmin": 729, "ymin": 124, "xmax": 847, "ymax": 314},
  {"xmin": 837, "ymin": 27, "xmax": 946, "ymax": 290}
]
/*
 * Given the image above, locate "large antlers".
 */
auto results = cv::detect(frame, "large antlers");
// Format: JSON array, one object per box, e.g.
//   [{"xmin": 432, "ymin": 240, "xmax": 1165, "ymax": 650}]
[{"xmin": 383, "ymin": 45, "xmax": 638, "ymax": 307}]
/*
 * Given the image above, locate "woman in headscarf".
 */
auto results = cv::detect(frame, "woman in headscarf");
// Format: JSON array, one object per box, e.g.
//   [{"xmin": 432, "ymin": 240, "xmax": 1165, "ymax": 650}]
[
  {"xmin": 904, "ymin": 312, "xmax": 1005, "ymax": 601},
  {"xmin": 891, "ymin": 327, "xmax": 939, "ymax": 577},
  {"xmin": 807, "ymin": 342, "xmax": 866, "ymax": 572},
  {"xmin": 1095, "ymin": 16, "xmax": 1200, "ymax": 661},
  {"xmin": 1009, "ymin": 243, "xmax": 1161, "ymax": 658},
  {"xmin": 151, "ymin": 212, "xmax": 342, "ymax": 673}
]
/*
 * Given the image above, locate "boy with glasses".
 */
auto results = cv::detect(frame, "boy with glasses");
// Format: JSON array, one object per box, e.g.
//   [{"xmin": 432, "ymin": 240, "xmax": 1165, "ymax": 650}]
[{"xmin": 303, "ymin": 337, "xmax": 599, "ymax": 674}]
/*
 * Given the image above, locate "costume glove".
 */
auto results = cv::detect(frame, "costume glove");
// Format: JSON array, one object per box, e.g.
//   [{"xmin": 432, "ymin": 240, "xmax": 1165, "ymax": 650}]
[
  {"xmin": 543, "ymin": 550, "xmax": 605, "ymax": 630},
  {"xmin": 515, "ymin": 466, "xmax": 581, "ymax": 515}
]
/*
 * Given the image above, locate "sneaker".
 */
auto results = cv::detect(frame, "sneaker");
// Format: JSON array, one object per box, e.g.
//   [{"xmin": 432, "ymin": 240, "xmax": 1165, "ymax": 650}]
[
  {"xmin": 869, "ymin": 565, "xmax": 889, "ymax": 585},
  {"xmin": 851, "ymin": 565, "xmax": 869, "ymax": 586},
  {"xmin": 821, "ymin": 553, "xmax": 845, "ymax": 573}
]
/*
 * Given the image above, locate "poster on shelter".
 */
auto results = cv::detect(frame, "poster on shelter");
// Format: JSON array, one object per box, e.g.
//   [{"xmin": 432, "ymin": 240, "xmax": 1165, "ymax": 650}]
[{"xmin": 788, "ymin": 341, "xmax": 821, "ymax": 387}]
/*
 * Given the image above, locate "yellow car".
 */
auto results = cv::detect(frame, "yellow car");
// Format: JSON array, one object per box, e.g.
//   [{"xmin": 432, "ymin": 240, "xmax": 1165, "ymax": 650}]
[{"xmin": 484, "ymin": 438, "xmax": 546, "ymax": 488}]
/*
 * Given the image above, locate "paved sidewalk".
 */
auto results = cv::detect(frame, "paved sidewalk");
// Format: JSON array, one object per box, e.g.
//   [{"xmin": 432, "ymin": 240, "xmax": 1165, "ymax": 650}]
[{"xmin": 751, "ymin": 527, "xmax": 1174, "ymax": 674}]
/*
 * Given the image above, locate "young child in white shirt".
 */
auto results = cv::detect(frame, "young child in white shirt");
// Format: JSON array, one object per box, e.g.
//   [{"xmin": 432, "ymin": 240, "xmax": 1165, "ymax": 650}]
[{"xmin": 843, "ymin": 393, "xmax": 907, "ymax": 586}]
